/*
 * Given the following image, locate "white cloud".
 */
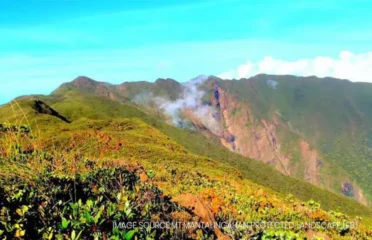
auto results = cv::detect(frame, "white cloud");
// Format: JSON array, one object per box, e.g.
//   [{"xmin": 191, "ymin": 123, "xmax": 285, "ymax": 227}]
[
  {"xmin": 216, "ymin": 70, "xmax": 235, "ymax": 80},
  {"xmin": 218, "ymin": 51, "xmax": 372, "ymax": 82}
]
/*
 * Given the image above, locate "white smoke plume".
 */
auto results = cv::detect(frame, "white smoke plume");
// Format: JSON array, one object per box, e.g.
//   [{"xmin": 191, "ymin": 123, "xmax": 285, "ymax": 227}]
[
  {"xmin": 132, "ymin": 91, "xmax": 155, "ymax": 106},
  {"xmin": 133, "ymin": 75, "xmax": 221, "ymax": 135}
]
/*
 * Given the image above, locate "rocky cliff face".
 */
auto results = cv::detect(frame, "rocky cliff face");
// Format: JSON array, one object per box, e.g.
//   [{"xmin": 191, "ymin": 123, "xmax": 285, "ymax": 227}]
[
  {"xmin": 210, "ymin": 83, "xmax": 291, "ymax": 175},
  {"xmin": 205, "ymin": 81, "xmax": 368, "ymax": 205}
]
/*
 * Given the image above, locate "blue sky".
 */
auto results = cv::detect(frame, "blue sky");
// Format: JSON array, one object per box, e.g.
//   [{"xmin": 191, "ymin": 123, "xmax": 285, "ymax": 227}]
[{"xmin": 1, "ymin": 0, "xmax": 372, "ymax": 104}]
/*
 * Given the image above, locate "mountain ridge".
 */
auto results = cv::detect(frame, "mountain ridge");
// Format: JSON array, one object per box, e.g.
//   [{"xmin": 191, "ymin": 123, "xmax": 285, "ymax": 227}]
[
  {"xmin": 49, "ymin": 74, "xmax": 372, "ymax": 206},
  {"xmin": 2, "ymin": 77, "xmax": 372, "ymax": 238},
  {"xmin": 3, "ymin": 74, "xmax": 372, "ymax": 208}
]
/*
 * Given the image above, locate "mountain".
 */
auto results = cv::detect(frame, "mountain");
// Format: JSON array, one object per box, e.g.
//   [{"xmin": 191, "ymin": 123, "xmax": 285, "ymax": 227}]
[
  {"xmin": 132, "ymin": 74, "xmax": 372, "ymax": 206},
  {"xmin": 203, "ymin": 75, "xmax": 372, "ymax": 205},
  {"xmin": 206, "ymin": 74, "xmax": 372, "ymax": 205},
  {"xmin": 49, "ymin": 75, "xmax": 372, "ymax": 206},
  {"xmin": 1, "ymin": 75, "xmax": 372, "ymax": 238}
]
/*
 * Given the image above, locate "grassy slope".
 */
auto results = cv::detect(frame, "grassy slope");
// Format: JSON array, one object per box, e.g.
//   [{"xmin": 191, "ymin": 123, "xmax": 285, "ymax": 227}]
[
  {"xmin": 2, "ymin": 114, "xmax": 372, "ymax": 238},
  {"xmin": 1, "ymin": 94, "xmax": 371, "ymax": 220}
]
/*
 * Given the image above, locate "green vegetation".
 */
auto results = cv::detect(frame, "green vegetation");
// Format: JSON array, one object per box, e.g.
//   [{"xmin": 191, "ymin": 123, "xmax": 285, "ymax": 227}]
[
  {"xmin": 1, "ymin": 166, "xmax": 196, "ymax": 239},
  {"xmin": 2, "ymin": 74, "xmax": 372, "ymax": 238},
  {"xmin": 1, "ymin": 94, "xmax": 371, "ymax": 218},
  {"xmin": 215, "ymin": 75, "xmax": 372, "ymax": 203},
  {"xmin": 1, "ymin": 119, "xmax": 372, "ymax": 239}
]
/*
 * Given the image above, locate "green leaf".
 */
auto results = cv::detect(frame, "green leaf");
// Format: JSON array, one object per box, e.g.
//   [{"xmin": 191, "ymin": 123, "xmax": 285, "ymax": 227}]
[
  {"xmin": 61, "ymin": 217, "xmax": 70, "ymax": 230},
  {"xmin": 79, "ymin": 217, "xmax": 87, "ymax": 224},
  {"xmin": 21, "ymin": 205, "xmax": 29, "ymax": 213},
  {"xmin": 124, "ymin": 229, "xmax": 138, "ymax": 240},
  {"xmin": 86, "ymin": 199, "xmax": 94, "ymax": 209},
  {"xmin": 113, "ymin": 227, "xmax": 120, "ymax": 235},
  {"xmin": 71, "ymin": 230, "xmax": 76, "ymax": 240},
  {"xmin": 94, "ymin": 211, "xmax": 101, "ymax": 224},
  {"xmin": 84, "ymin": 211, "xmax": 93, "ymax": 224},
  {"xmin": 75, "ymin": 230, "xmax": 83, "ymax": 240}
]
